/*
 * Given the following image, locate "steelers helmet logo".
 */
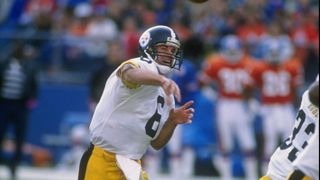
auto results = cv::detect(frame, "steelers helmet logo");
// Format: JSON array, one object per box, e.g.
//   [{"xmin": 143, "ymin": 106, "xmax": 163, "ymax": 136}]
[{"xmin": 139, "ymin": 31, "xmax": 151, "ymax": 48}]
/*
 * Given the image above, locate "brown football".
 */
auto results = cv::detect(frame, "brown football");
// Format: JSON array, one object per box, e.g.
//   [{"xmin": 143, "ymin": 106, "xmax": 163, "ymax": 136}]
[{"xmin": 189, "ymin": 0, "xmax": 209, "ymax": 3}]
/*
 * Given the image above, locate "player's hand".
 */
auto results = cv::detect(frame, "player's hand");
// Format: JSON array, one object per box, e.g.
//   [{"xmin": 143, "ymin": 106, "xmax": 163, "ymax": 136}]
[
  {"xmin": 161, "ymin": 77, "xmax": 181, "ymax": 104},
  {"xmin": 169, "ymin": 100, "xmax": 194, "ymax": 125}
]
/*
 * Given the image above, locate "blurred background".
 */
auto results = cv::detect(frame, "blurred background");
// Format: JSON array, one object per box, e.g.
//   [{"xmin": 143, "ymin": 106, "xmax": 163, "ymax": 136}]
[{"xmin": 0, "ymin": 0, "xmax": 318, "ymax": 179}]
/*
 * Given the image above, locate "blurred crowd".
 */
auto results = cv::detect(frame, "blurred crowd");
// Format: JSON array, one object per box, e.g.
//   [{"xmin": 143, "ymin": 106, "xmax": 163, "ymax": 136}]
[
  {"xmin": 0, "ymin": 0, "xmax": 319, "ymax": 179},
  {"xmin": 0, "ymin": 0, "xmax": 318, "ymax": 83}
]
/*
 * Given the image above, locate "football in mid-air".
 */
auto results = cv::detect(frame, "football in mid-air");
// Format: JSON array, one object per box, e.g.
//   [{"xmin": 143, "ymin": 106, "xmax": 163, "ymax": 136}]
[{"xmin": 189, "ymin": 0, "xmax": 209, "ymax": 3}]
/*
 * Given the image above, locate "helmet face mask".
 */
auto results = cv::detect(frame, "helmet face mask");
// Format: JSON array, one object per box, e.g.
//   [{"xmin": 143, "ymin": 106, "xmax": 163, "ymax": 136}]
[
  {"xmin": 221, "ymin": 48, "xmax": 243, "ymax": 63},
  {"xmin": 266, "ymin": 50, "xmax": 281, "ymax": 65},
  {"xmin": 263, "ymin": 39, "xmax": 283, "ymax": 65},
  {"xmin": 139, "ymin": 25, "xmax": 183, "ymax": 74}
]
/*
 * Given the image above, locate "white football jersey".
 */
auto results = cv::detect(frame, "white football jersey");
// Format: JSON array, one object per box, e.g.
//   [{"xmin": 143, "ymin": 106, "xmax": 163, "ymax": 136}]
[
  {"xmin": 89, "ymin": 57, "xmax": 174, "ymax": 160},
  {"xmin": 266, "ymin": 90, "xmax": 319, "ymax": 179},
  {"xmin": 292, "ymin": 109, "xmax": 319, "ymax": 180}
]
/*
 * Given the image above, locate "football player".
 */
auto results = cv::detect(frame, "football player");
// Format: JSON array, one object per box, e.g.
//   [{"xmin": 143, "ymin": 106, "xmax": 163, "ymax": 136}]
[
  {"xmin": 199, "ymin": 35, "xmax": 257, "ymax": 179},
  {"xmin": 287, "ymin": 77, "xmax": 319, "ymax": 180},
  {"xmin": 260, "ymin": 76, "xmax": 318, "ymax": 180},
  {"xmin": 78, "ymin": 25, "xmax": 195, "ymax": 180},
  {"xmin": 250, "ymin": 38, "xmax": 304, "ymax": 173}
]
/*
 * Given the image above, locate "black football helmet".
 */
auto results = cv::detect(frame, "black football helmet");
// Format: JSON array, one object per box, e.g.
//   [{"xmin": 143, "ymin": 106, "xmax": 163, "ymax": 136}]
[{"xmin": 138, "ymin": 25, "xmax": 183, "ymax": 72}]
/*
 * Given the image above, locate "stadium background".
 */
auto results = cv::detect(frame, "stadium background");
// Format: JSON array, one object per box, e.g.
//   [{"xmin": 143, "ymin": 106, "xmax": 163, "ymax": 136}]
[{"xmin": 0, "ymin": 0, "xmax": 318, "ymax": 179}]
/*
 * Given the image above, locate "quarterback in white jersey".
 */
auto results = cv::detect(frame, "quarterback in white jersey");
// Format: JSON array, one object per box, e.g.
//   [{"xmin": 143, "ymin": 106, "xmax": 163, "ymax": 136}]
[
  {"xmin": 261, "ymin": 78, "xmax": 319, "ymax": 180},
  {"xmin": 90, "ymin": 57, "xmax": 176, "ymax": 159},
  {"xmin": 78, "ymin": 25, "xmax": 195, "ymax": 180}
]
